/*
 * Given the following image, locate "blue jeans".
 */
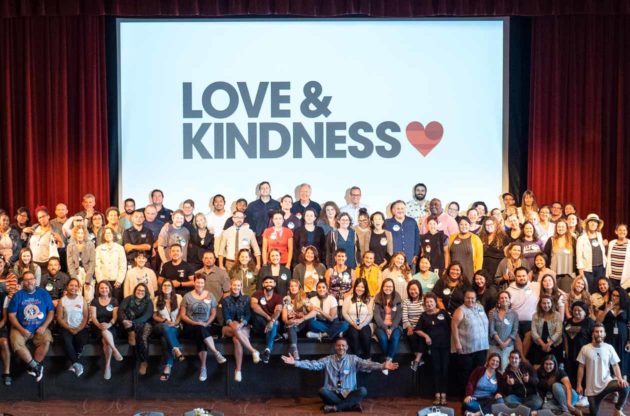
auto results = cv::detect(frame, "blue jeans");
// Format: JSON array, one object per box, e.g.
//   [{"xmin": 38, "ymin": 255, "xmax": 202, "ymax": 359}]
[
  {"xmin": 584, "ymin": 264, "xmax": 606, "ymax": 292},
  {"xmin": 374, "ymin": 327, "xmax": 401, "ymax": 360},
  {"xmin": 252, "ymin": 314, "xmax": 279, "ymax": 351},
  {"xmin": 309, "ymin": 318, "xmax": 349, "ymax": 339},
  {"xmin": 153, "ymin": 323, "xmax": 182, "ymax": 366},
  {"xmin": 550, "ymin": 382, "xmax": 578, "ymax": 412},
  {"xmin": 505, "ymin": 393, "xmax": 543, "ymax": 410}
]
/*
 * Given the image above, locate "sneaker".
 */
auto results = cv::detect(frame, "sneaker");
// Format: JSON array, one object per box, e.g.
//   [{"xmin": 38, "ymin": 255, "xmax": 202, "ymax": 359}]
[
  {"xmin": 261, "ymin": 349, "xmax": 271, "ymax": 364},
  {"xmin": 614, "ymin": 410, "xmax": 626, "ymax": 416},
  {"xmin": 26, "ymin": 366, "xmax": 37, "ymax": 378},
  {"xmin": 214, "ymin": 351, "xmax": 227, "ymax": 364},
  {"xmin": 576, "ymin": 395, "xmax": 589, "ymax": 407},
  {"xmin": 323, "ymin": 405, "xmax": 337, "ymax": 414},
  {"xmin": 234, "ymin": 370, "xmax": 242, "ymax": 382},
  {"xmin": 2, "ymin": 374, "xmax": 12, "ymax": 386},
  {"xmin": 199, "ymin": 367, "xmax": 207, "ymax": 382},
  {"xmin": 306, "ymin": 331, "xmax": 323, "ymax": 341},
  {"xmin": 74, "ymin": 363, "xmax": 84, "ymax": 377},
  {"xmin": 410, "ymin": 361, "xmax": 419, "ymax": 372},
  {"xmin": 252, "ymin": 350, "xmax": 261, "ymax": 364},
  {"xmin": 35, "ymin": 364, "xmax": 44, "ymax": 382},
  {"xmin": 104, "ymin": 366, "xmax": 111, "ymax": 380},
  {"xmin": 382, "ymin": 369, "xmax": 389, "ymax": 376},
  {"xmin": 68, "ymin": 364, "xmax": 76, "ymax": 374}
]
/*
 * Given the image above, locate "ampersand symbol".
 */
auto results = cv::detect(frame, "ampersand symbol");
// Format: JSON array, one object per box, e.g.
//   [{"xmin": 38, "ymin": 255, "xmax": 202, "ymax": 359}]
[{"xmin": 300, "ymin": 81, "xmax": 332, "ymax": 118}]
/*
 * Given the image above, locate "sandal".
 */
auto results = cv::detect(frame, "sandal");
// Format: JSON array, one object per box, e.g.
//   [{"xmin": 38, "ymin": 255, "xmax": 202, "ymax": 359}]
[
  {"xmin": 173, "ymin": 348, "xmax": 185, "ymax": 362},
  {"xmin": 160, "ymin": 366, "xmax": 171, "ymax": 382},
  {"xmin": 433, "ymin": 394, "xmax": 441, "ymax": 406}
]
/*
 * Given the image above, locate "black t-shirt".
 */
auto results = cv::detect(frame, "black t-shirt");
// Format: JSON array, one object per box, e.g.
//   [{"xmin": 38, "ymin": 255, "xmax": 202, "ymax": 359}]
[
  {"xmin": 538, "ymin": 368, "xmax": 569, "ymax": 394},
  {"xmin": 122, "ymin": 226, "xmax": 155, "ymax": 261},
  {"xmin": 369, "ymin": 231, "xmax": 391, "ymax": 265},
  {"xmin": 40, "ymin": 272, "xmax": 70, "ymax": 300},
  {"xmin": 90, "ymin": 297, "xmax": 119, "ymax": 323},
  {"xmin": 160, "ymin": 260, "xmax": 195, "ymax": 294},
  {"xmin": 415, "ymin": 309, "xmax": 451, "ymax": 348}
]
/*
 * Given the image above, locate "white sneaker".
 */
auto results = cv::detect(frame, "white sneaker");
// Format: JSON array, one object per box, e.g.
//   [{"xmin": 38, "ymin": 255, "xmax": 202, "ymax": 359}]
[
  {"xmin": 199, "ymin": 367, "xmax": 207, "ymax": 382},
  {"xmin": 104, "ymin": 366, "xmax": 111, "ymax": 380},
  {"xmin": 68, "ymin": 365, "xmax": 76, "ymax": 374},
  {"xmin": 576, "ymin": 395, "xmax": 589, "ymax": 407},
  {"xmin": 234, "ymin": 370, "xmax": 242, "ymax": 382},
  {"xmin": 306, "ymin": 331, "xmax": 322, "ymax": 341},
  {"xmin": 252, "ymin": 351, "xmax": 260, "ymax": 364},
  {"xmin": 382, "ymin": 369, "xmax": 389, "ymax": 376},
  {"xmin": 73, "ymin": 363, "xmax": 84, "ymax": 377},
  {"xmin": 215, "ymin": 351, "xmax": 227, "ymax": 364}
]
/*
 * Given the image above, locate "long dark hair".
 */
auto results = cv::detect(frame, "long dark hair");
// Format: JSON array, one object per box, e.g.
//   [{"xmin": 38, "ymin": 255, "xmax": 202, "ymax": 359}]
[
  {"xmin": 375, "ymin": 278, "xmax": 397, "ymax": 306},
  {"xmin": 351, "ymin": 278, "xmax": 370, "ymax": 304},
  {"xmin": 156, "ymin": 280, "xmax": 179, "ymax": 311}
]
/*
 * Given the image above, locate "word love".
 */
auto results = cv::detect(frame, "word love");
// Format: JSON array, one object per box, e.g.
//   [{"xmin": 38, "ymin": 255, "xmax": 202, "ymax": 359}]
[{"xmin": 180, "ymin": 80, "xmax": 443, "ymax": 160}]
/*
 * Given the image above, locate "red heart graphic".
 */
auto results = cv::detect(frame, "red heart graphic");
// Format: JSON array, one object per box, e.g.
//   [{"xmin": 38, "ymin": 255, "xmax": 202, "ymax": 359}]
[{"xmin": 405, "ymin": 121, "xmax": 444, "ymax": 156}]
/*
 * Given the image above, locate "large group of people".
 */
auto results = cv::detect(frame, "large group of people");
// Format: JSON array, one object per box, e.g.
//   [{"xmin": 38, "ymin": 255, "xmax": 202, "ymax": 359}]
[{"xmin": 0, "ymin": 183, "xmax": 629, "ymax": 415}]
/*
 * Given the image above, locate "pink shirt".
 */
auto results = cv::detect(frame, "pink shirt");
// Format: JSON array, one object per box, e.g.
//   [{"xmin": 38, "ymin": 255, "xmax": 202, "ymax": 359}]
[{"xmin": 420, "ymin": 212, "xmax": 458, "ymax": 236}]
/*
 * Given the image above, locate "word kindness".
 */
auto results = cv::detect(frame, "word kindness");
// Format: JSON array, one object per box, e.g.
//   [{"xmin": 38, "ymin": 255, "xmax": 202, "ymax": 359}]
[{"xmin": 182, "ymin": 81, "xmax": 404, "ymax": 159}]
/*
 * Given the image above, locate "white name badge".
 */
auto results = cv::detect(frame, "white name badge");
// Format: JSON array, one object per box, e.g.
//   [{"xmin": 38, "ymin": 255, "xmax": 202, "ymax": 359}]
[
  {"xmin": 260, "ymin": 298, "xmax": 267, "ymax": 306},
  {"xmin": 443, "ymin": 288, "xmax": 451, "ymax": 295},
  {"xmin": 287, "ymin": 222, "xmax": 295, "ymax": 229},
  {"xmin": 437, "ymin": 314, "xmax": 445, "ymax": 320},
  {"xmin": 106, "ymin": 304, "xmax": 114, "ymax": 312},
  {"xmin": 270, "ymin": 232, "xmax": 277, "ymax": 240},
  {"xmin": 393, "ymin": 225, "xmax": 401, "ymax": 232},
  {"xmin": 46, "ymin": 283, "xmax": 54, "ymax": 291},
  {"xmin": 241, "ymin": 238, "xmax": 250, "ymax": 246},
  {"xmin": 453, "ymin": 239, "xmax": 461, "ymax": 245},
  {"xmin": 246, "ymin": 272, "xmax": 253, "ymax": 280},
  {"xmin": 427, "ymin": 283, "xmax": 435, "ymax": 289},
  {"xmin": 504, "ymin": 318, "xmax": 510, "ymax": 325},
  {"xmin": 281, "ymin": 273, "xmax": 288, "ymax": 281},
  {"xmin": 592, "ymin": 241, "xmax": 599, "ymax": 247},
  {"xmin": 392, "ymin": 306, "xmax": 397, "ymax": 312},
  {"xmin": 380, "ymin": 238, "xmax": 388, "ymax": 246}
]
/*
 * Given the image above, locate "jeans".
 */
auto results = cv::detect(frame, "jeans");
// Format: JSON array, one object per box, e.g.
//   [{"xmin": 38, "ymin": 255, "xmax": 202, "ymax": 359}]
[
  {"xmin": 588, "ymin": 379, "xmax": 629, "ymax": 414},
  {"xmin": 252, "ymin": 314, "xmax": 279, "ymax": 351},
  {"xmin": 374, "ymin": 327, "xmax": 401, "ymax": 360},
  {"xmin": 347, "ymin": 325, "xmax": 372, "ymax": 359},
  {"xmin": 153, "ymin": 323, "xmax": 182, "ymax": 366},
  {"xmin": 309, "ymin": 318, "xmax": 349, "ymax": 339},
  {"xmin": 465, "ymin": 397, "xmax": 504, "ymax": 414},
  {"xmin": 584, "ymin": 265, "xmax": 606, "ymax": 293},
  {"xmin": 287, "ymin": 320, "xmax": 310, "ymax": 347},
  {"xmin": 549, "ymin": 382, "xmax": 578, "ymax": 412},
  {"xmin": 505, "ymin": 393, "xmax": 543, "ymax": 410},
  {"xmin": 488, "ymin": 343, "xmax": 514, "ymax": 372},
  {"xmin": 60, "ymin": 327, "xmax": 89, "ymax": 364},
  {"xmin": 319, "ymin": 386, "xmax": 367, "ymax": 411}
]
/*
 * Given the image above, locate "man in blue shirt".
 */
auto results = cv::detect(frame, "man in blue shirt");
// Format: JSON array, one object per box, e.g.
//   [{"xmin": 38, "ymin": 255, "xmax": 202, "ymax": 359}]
[
  {"xmin": 282, "ymin": 338, "xmax": 399, "ymax": 413},
  {"xmin": 384, "ymin": 200, "xmax": 420, "ymax": 267},
  {"xmin": 291, "ymin": 183, "xmax": 322, "ymax": 217},
  {"xmin": 245, "ymin": 181, "xmax": 281, "ymax": 241},
  {"xmin": 8, "ymin": 270, "xmax": 55, "ymax": 382}
]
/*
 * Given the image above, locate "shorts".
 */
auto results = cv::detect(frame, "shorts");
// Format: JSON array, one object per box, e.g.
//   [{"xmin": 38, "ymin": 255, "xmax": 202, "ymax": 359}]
[{"xmin": 10, "ymin": 328, "xmax": 53, "ymax": 351}]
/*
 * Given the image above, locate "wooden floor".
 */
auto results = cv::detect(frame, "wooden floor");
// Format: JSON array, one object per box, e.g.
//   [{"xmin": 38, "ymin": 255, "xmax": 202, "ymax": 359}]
[{"xmin": 0, "ymin": 397, "xmax": 627, "ymax": 415}]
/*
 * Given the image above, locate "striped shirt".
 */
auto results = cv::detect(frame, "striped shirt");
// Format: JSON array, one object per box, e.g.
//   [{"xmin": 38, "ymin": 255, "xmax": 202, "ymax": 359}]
[
  {"xmin": 402, "ymin": 298, "xmax": 424, "ymax": 329},
  {"xmin": 610, "ymin": 240, "xmax": 628, "ymax": 280}
]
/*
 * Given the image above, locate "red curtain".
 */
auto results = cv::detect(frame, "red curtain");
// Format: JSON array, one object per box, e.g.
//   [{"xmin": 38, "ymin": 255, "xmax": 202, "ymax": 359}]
[
  {"xmin": 528, "ymin": 15, "xmax": 630, "ymax": 231},
  {"xmin": 0, "ymin": 16, "xmax": 109, "ymax": 215}
]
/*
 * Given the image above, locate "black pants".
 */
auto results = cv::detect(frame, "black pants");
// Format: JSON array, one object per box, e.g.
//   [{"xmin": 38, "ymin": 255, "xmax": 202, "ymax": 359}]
[
  {"xmin": 184, "ymin": 324, "xmax": 213, "ymax": 351},
  {"xmin": 346, "ymin": 325, "xmax": 372, "ymax": 359},
  {"xmin": 127, "ymin": 323, "xmax": 152, "ymax": 362},
  {"xmin": 588, "ymin": 380, "xmax": 629, "ymax": 414},
  {"xmin": 429, "ymin": 347, "xmax": 450, "ymax": 393},
  {"xmin": 60, "ymin": 327, "xmax": 89, "ymax": 364},
  {"xmin": 319, "ymin": 386, "xmax": 367, "ymax": 411},
  {"xmin": 456, "ymin": 350, "xmax": 487, "ymax": 395},
  {"xmin": 407, "ymin": 333, "xmax": 425, "ymax": 354}
]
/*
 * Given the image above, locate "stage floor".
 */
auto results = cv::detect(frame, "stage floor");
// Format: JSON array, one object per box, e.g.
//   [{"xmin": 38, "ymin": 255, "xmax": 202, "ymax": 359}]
[{"xmin": 0, "ymin": 397, "xmax": 626, "ymax": 415}]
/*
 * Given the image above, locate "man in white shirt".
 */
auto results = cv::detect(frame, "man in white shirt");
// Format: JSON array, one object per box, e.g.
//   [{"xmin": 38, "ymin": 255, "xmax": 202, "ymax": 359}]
[
  {"xmin": 577, "ymin": 323, "xmax": 629, "ymax": 416},
  {"xmin": 406, "ymin": 183, "xmax": 429, "ymax": 221},
  {"xmin": 206, "ymin": 194, "xmax": 230, "ymax": 252},
  {"xmin": 506, "ymin": 267, "xmax": 540, "ymax": 359},
  {"xmin": 340, "ymin": 186, "xmax": 368, "ymax": 225}
]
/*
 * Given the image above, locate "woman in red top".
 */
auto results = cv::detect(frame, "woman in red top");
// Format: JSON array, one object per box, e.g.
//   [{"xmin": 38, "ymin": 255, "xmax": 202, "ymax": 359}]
[{"xmin": 262, "ymin": 211, "xmax": 294, "ymax": 267}]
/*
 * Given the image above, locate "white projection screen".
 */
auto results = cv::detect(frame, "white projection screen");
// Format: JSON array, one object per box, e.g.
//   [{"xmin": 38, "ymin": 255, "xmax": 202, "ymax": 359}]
[{"xmin": 117, "ymin": 18, "xmax": 508, "ymax": 213}]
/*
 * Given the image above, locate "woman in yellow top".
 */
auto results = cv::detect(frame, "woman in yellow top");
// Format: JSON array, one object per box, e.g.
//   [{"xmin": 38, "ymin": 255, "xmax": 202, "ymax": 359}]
[
  {"xmin": 354, "ymin": 251, "xmax": 381, "ymax": 297},
  {"xmin": 447, "ymin": 217, "xmax": 483, "ymax": 285}
]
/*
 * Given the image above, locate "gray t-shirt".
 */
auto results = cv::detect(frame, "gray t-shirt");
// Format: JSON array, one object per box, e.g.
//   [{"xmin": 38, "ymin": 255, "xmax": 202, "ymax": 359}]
[
  {"xmin": 182, "ymin": 291, "xmax": 217, "ymax": 322},
  {"xmin": 158, "ymin": 224, "xmax": 190, "ymax": 261}
]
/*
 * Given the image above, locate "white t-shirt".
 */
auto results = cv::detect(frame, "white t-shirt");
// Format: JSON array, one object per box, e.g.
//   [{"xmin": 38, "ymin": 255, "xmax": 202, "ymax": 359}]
[
  {"xmin": 61, "ymin": 295, "xmax": 85, "ymax": 329},
  {"xmin": 206, "ymin": 211, "xmax": 231, "ymax": 239},
  {"xmin": 506, "ymin": 282, "xmax": 540, "ymax": 322},
  {"xmin": 308, "ymin": 294, "xmax": 338, "ymax": 318},
  {"xmin": 576, "ymin": 342, "xmax": 621, "ymax": 396}
]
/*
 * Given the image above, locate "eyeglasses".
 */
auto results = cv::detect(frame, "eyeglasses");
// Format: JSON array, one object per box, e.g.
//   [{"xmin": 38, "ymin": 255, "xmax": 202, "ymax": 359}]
[{"xmin": 350, "ymin": 193, "xmax": 361, "ymax": 197}]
